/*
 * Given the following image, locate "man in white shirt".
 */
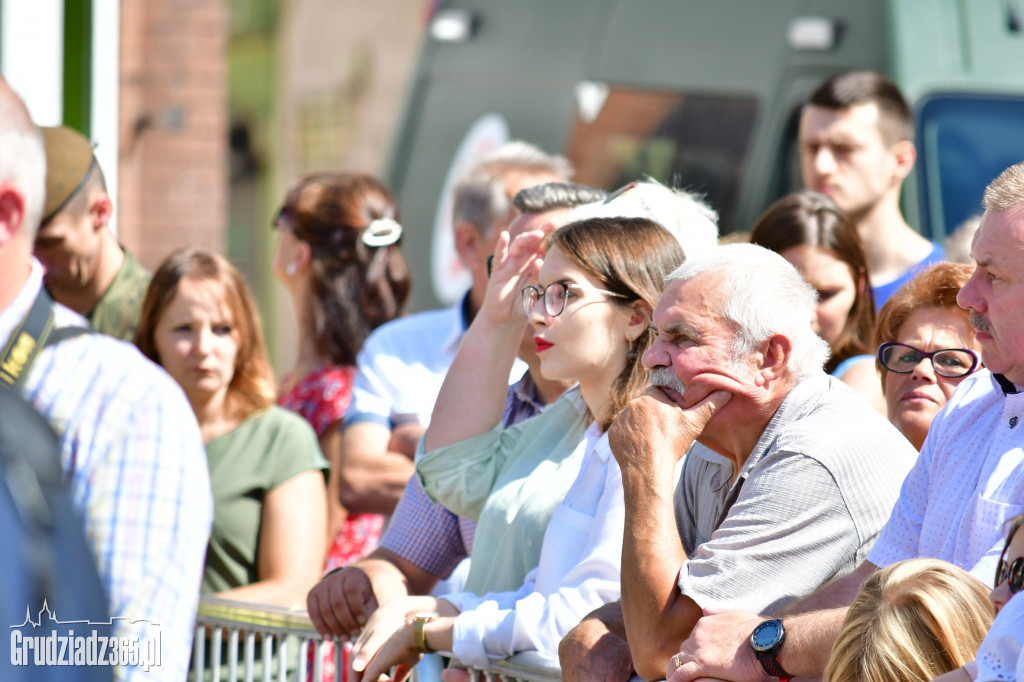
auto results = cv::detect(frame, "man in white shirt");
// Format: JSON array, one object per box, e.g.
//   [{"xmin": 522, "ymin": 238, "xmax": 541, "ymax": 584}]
[
  {"xmin": 335, "ymin": 142, "xmax": 571, "ymax": 515},
  {"xmin": 669, "ymin": 161, "xmax": 1024, "ymax": 682}
]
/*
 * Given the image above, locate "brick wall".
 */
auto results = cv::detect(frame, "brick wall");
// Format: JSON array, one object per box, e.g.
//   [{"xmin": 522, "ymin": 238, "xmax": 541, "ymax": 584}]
[{"xmin": 119, "ymin": 0, "xmax": 229, "ymax": 269}]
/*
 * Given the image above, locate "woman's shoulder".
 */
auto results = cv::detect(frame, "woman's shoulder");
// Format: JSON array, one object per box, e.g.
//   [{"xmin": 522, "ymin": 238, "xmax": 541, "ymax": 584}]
[
  {"xmin": 831, "ymin": 354, "xmax": 875, "ymax": 380},
  {"xmin": 234, "ymin": 405, "xmax": 321, "ymax": 448}
]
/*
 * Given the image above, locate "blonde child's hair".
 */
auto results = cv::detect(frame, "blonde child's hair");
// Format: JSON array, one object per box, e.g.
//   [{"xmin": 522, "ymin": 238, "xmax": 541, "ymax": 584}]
[{"xmin": 824, "ymin": 558, "xmax": 994, "ymax": 682}]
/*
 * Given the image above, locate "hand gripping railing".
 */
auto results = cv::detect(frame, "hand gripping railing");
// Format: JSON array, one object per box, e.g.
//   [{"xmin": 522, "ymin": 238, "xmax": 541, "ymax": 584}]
[{"xmin": 192, "ymin": 596, "xmax": 632, "ymax": 682}]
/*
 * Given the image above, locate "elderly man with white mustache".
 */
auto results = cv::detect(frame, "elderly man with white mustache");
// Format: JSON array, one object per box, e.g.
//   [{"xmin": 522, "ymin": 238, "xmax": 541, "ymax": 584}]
[
  {"xmin": 666, "ymin": 161, "xmax": 1024, "ymax": 682},
  {"xmin": 558, "ymin": 243, "xmax": 917, "ymax": 681}
]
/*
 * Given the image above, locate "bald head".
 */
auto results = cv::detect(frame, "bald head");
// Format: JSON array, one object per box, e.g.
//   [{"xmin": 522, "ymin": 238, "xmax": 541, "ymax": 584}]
[{"xmin": 0, "ymin": 77, "xmax": 46, "ymax": 243}]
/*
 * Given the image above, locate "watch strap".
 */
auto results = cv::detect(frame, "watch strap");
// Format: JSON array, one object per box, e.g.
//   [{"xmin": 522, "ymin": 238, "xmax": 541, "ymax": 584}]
[
  {"xmin": 756, "ymin": 650, "xmax": 792, "ymax": 681},
  {"xmin": 413, "ymin": 615, "xmax": 436, "ymax": 653}
]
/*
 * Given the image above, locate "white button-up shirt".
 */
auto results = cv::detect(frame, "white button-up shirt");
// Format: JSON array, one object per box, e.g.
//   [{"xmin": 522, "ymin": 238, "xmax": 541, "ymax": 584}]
[
  {"xmin": 443, "ymin": 422, "xmax": 624, "ymax": 668},
  {"xmin": 869, "ymin": 370, "xmax": 1024, "ymax": 581}
]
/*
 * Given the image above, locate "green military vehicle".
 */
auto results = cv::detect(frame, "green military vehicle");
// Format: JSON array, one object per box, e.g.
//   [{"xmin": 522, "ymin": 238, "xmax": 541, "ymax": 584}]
[{"xmin": 384, "ymin": 0, "xmax": 1024, "ymax": 310}]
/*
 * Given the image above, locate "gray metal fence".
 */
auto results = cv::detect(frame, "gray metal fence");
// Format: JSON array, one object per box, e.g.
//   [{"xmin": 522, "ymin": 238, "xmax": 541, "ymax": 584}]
[{"xmin": 191, "ymin": 597, "xmax": 569, "ymax": 682}]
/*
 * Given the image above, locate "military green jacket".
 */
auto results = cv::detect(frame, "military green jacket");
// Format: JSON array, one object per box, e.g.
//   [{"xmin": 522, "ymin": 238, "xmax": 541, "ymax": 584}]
[{"xmin": 86, "ymin": 247, "xmax": 151, "ymax": 342}]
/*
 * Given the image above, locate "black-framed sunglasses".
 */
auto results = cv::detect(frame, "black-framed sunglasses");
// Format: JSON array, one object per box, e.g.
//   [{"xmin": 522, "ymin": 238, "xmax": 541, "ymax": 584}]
[
  {"xmin": 877, "ymin": 342, "xmax": 981, "ymax": 378},
  {"xmin": 521, "ymin": 281, "xmax": 627, "ymax": 317},
  {"xmin": 996, "ymin": 555, "xmax": 1024, "ymax": 596}
]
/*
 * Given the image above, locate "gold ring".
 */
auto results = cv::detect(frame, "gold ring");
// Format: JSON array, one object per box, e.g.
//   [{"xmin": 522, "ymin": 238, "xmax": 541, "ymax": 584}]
[{"xmin": 673, "ymin": 653, "xmax": 683, "ymax": 669}]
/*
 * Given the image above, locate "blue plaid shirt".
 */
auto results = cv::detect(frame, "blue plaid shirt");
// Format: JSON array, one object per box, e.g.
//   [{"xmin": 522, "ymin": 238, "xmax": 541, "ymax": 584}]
[{"xmin": 2, "ymin": 261, "xmax": 213, "ymax": 681}]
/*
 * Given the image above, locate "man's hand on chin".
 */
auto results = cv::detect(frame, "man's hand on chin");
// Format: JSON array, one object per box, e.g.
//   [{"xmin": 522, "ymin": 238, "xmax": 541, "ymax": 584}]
[{"xmin": 610, "ymin": 387, "xmax": 731, "ymax": 470}]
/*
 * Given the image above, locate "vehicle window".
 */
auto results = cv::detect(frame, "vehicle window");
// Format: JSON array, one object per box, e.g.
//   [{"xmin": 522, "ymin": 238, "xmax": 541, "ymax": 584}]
[
  {"xmin": 917, "ymin": 94, "xmax": 1024, "ymax": 241},
  {"xmin": 565, "ymin": 88, "xmax": 758, "ymax": 235}
]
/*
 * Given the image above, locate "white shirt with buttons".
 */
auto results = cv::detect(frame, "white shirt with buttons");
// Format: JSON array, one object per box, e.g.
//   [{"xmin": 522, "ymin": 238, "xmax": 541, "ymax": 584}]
[{"xmin": 868, "ymin": 370, "xmax": 1024, "ymax": 582}]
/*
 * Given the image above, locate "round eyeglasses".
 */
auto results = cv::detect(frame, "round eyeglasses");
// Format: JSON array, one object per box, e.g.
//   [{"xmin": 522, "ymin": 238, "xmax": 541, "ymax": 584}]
[
  {"xmin": 996, "ymin": 555, "xmax": 1024, "ymax": 596},
  {"xmin": 876, "ymin": 342, "xmax": 981, "ymax": 378},
  {"xmin": 521, "ymin": 282, "xmax": 627, "ymax": 318}
]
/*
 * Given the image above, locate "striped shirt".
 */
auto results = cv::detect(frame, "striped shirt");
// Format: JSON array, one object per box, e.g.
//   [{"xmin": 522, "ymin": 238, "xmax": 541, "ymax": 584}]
[
  {"xmin": 1, "ymin": 261, "xmax": 213, "ymax": 682},
  {"xmin": 674, "ymin": 371, "xmax": 917, "ymax": 615}
]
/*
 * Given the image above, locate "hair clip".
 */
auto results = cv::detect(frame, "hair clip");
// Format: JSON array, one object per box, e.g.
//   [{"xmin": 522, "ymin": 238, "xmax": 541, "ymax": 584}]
[{"xmin": 362, "ymin": 218, "xmax": 403, "ymax": 247}]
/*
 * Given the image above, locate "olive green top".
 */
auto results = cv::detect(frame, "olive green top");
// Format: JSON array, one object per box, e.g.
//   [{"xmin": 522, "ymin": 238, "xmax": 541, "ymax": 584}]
[
  {"xmin": 86, "ymin": 247, "xmax": 151, "ymax": 342},
  {"xmin": 202, "ymin": 406, "xmax": 329, "ymax": 595}
]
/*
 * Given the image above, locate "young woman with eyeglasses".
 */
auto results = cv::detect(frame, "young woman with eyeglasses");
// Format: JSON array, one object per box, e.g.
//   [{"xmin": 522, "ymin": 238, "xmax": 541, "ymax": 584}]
[
  {"xmin": 345, "ymin": 216, "xmax": 688, "ymax": 678},
  {"xmin": 874, "ymin": 263, "xmax": 982, "ymax": 450}
]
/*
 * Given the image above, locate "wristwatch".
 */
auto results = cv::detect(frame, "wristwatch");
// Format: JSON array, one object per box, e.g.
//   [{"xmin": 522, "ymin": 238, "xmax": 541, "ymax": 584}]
[
  {"xmin": 413, "ymin": 614, "xmax": 438, "ymax": 654},
  {"xmin": 750, "ymin": 619, "xmax": 792, "ymax": 681}
]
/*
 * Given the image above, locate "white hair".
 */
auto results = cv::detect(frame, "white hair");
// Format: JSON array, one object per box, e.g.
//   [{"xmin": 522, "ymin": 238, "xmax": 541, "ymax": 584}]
[
  {"xmin": 452, "ymin": 140, "xmax": 573, "ymax": 233},
  {"xmin": 668, "ymin": 243, "xmax": 830, "ymax": 379},
  {"xmin": 566, "ymin": 178, "xmax": 719, "ymax": 261},
  {"xmin": 0, "ymin": 79, "xmax": 46, "ymax": 238}
]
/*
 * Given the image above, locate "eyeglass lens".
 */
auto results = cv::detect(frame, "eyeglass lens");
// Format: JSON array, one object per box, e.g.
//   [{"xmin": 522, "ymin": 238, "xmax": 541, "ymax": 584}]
[
  {"xmin": 522, "ymin": 283, "xmax": 571, "ymax": 317},
  {"xmin": 996, "ymin": 556, "xmax": 1024, "ymax": 595},
  {"xmin": 879, "ymin": 344, "xmax": 976, "ymax": 377}
]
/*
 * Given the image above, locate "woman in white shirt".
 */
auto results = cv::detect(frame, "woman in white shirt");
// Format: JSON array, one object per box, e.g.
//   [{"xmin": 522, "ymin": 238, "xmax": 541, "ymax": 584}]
[{"xmin": 349, "ymin": 215, "xmax": 687, "ymax": 679}]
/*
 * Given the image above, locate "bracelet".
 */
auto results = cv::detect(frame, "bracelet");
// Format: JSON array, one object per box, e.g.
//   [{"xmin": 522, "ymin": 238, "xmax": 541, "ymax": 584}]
[{"xmin": 413, "ymin": 615, "xmax": 437, "ymax": 654}]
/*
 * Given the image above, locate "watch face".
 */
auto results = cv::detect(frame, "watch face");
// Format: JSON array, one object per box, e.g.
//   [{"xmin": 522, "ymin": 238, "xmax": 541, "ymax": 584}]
[{"xmin": 751, "ymin": 619, "xmax": 784, "ymax": 651}]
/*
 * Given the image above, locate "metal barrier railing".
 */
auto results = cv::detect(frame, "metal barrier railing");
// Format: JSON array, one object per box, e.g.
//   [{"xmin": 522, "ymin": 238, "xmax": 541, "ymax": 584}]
[
  {"xmin": 191, "ymin": 596, "xmax": 568, "ymax": 682},
  {"xmin": 192, "ymin": 596, "xmax": 341, "ymax": 682},
  {"xmin": 455, "ymin": 652, "xmax": 563, "ymax": 681}
]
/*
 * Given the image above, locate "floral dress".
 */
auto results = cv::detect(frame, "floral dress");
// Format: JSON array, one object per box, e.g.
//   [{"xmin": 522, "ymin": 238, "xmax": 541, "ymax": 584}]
[
  {"xmin": 279, "ymin": 366, "xmax": 385, "ymax": 682},
  {"xmin": 278, "ymin": 366, "xmax": 385, "ymax": 570}
]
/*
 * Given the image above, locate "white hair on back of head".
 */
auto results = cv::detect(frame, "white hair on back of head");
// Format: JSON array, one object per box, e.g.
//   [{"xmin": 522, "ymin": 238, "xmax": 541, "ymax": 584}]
[
  {"xmin": 566, "ymin": 178, "xmax": 719, "ymax": 261},
  {"xmin": 452, "ymin": 140, "xmax": 573, "ymax": 233},
  {"xmin": 668, "ymin": 243, "xmax": 830, "ymax": 380},
  {"xmin": 473, "ymin": 140, "xmax": 574, "ymax": 180},
  {"xmin": 0, "ymin": 79, "xmax": 46, "ymax": 239}
]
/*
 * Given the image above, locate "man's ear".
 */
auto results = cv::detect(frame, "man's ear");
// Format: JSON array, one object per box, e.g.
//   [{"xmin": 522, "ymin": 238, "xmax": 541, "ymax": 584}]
[
  {"xmin": 454, "ymin": 221, "xmax": 483, "ymax": 268},
  {"xmin": 89, "ymin": 192, "xmax": 114, "ymax": 230},
  {"xmin": 625, "ymin": 300, "xmax": 652, "ymax": 343},
  {"xmin": 759, "ymin": 333, "xmax": 792, "ymax": 384},
  {"xmin": 890, "ymin": 140, "xmax": 916, "ymax": 183},
  {"xmin": 0, "ymin": 184, "xmax": 26, "ymax": 248}
]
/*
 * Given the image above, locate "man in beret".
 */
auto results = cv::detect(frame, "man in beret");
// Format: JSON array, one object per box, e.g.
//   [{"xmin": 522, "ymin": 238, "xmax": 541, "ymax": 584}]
[{"xmin": 33, "ymin": 126, "xmax": 150, "ymax": 341}]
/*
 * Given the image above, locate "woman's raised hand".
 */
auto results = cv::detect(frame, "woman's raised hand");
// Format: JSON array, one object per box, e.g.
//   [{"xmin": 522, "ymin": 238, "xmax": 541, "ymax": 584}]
[{"xmin": 481, "ymin": 222, "xmax": 558, "ymax": 326}]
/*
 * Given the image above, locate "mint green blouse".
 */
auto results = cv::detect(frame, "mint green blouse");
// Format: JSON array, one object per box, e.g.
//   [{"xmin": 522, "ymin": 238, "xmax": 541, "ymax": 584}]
[{"xmin": 416, "ymin": 388, "xmax": 590, "ymax": 595}]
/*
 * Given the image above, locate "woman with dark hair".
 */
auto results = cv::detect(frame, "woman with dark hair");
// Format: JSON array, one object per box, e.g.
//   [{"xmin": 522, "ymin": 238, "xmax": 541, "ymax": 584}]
[
  {"xmin": 750, "ymin": 190, "xmax": 883, "ymax": 410},
  {"xmin": 135, "ymin": 248, "xmax": 327, "ymax": 607},
  {"xmin": 272, "ymin": 172, "xmax": 411, "ymax": 571},
  {"xmin": 348, "ymin": 216, "xmax": 686, "ymax": 677}
]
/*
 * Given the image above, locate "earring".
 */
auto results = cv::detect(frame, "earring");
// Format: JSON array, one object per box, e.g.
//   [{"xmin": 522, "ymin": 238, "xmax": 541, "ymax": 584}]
[
  {"xmin": 626, "ymin": 349, "xmax": 637, "ymax": 360},
  {"xmin": 286, "ymin": 263, "xmax": 297, "ymax": 276}
]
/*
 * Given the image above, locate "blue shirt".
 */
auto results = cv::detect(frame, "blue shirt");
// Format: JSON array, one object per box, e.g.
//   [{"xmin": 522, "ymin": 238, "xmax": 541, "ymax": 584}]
[{"xmin": 872, "ymin": 241, "xmax": 945, "ymax": 311}]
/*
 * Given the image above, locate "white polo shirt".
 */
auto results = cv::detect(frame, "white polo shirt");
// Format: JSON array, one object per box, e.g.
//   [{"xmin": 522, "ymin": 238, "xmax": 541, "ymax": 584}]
[{"xmin": 345, "ymin": 296, "xmax": 525, "ymax": 429}]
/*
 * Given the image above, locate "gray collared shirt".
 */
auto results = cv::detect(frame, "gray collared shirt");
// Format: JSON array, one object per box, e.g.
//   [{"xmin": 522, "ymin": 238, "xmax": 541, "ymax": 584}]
[{"xmin": 674, "ymin": 371, "xmax": 918, "ymax": 615}]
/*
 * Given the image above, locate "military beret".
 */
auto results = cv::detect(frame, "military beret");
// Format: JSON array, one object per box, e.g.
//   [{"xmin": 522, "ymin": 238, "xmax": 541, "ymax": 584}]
[{"xmin": 41, "ymin": 126, "xmax": 96, "ymax": 224}]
